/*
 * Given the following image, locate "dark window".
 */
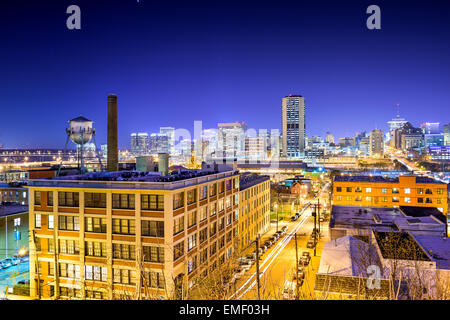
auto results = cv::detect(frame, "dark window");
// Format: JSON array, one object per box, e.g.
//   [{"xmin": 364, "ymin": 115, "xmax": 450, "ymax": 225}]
[
  {"xmin": 209, "ymin": 184, "xmax": 217, "ymax": 197},
  {"xmin": 142, "ymin": 272, "xmax": 165, "ymax": 289},
  {"xmin": 58, "ymin": 192, "xmax": 79, "ymax": 207},
  {"xmin": 141, "ymin": 194, "xmax": 164, "ymax": 211},
  {"xmin": 35, "ymin": 191, "xmax": 41, "ymax": 205},
  {"xmin": 112, "ymin": 243, "xmax": 136, "ymax": 260},
  {"xmin": 47, "ymin": 191, "xmax": 53, "ymax": 206},
  {"xmin": 59, "ymin": 216, "xmax": 80, "ymax": 231},
  {"xmin": 142, "ymin": 246, "xmax": 165, "ymax": 263},
  {"xmin": 173, "ymin": 192, "xmax": 184, "ymax": 209},
  {"xmin": 85, "ymin": 193, "xmax": 106, "ymax": 208},
  {"xmin": 112, "ymin": 219, "xmax": 135, "ymax": 235},
  {"xmin": 173, "ymin": 242, "xmax": 184, "ymax": 260},
  {"xmin": 187, "ymin": 189, "xmax": 197, "ymax": 205},
  {"xmin": 85, "ymin": 241, "xmax": 107, "ymax": 257},
  {"xmin": 85, "ymin": 217, "xmax": 107, "ymax": 233},
  {"xmin": 112, "ymin": 194, "xmax": 135, "ymax": 209},
  {"xmin": 141, "ymin": 220, "xmax": 164, "ymax": 237}
]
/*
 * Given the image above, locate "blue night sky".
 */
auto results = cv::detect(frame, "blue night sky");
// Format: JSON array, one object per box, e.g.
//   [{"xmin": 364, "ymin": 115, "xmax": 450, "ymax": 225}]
[{"xmin": 0, "ymin": 0, "xmax": 449, "ymax": 149}]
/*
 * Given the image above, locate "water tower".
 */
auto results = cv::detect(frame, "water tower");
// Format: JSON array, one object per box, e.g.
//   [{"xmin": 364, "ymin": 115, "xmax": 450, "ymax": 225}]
[{"xmin": 57, "ymin": 116, "xmax": 103, "ymax": 175}]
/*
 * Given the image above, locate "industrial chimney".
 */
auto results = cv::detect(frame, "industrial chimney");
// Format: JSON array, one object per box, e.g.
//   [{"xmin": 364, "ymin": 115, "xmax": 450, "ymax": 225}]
[{"xmin": 107, "ymin": 94, "xmax": 118, "ymax": 172}]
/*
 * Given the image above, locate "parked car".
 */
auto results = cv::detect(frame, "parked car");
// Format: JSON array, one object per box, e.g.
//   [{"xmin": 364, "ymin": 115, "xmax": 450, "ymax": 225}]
[
  {"xmin": 299, "ymin": 257, "xmax": 310, "ymax": 267},
  {"xmin": 239, "ymin": 261, "xmax": 251, "ymax": 271},
  {"xmin": 282, "ymin": 280, "xmax": 296, "ymax": 300},
  {"xmin": 302, "ymin": 251, "xmax": 311, "ymax": 260},
  {"xmin": 19, "ymin": 255, "xmax": 29, "ymax": 263},
  {"xmin": 307, "ymin": 239, "xmax": 315, "ymax": 249},
  {"xmin": 264, "ymin": 240, "xmax": 273, "ymax": 247},
  {"xmin": 260, "ymin": 245, "xmax": 267, "ymax": 253},
  {"xmin": 292, "ymin": 272, "xmax": 305, "ymax": 284},
  {"xmin": 281, "ymin": 226, "xmax": 288, "ymax": 233},
  {"xmin": 245, "ymin": 254, "xmax": 256, "ymax": 262},
  {"xmin": 291, "ymin": 215, "xmax": 298, "ymax": 221},
  {"xmin": 0, "ymin": 259, "xmax": 12, "ymax": 269},
  {"xmin": 4, "ymin": 257, "xmax": 20, "ymax": 266},
  {"xmin": 272, "ymin": 233, "xmax": 279, "ymax": 240}
]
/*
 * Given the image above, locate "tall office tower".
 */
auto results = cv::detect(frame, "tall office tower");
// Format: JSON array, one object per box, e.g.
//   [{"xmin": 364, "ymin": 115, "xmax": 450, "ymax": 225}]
[
  {"xmin": 150, "ymin": 133, "xmax": 169, "ymax": 154},
  {"xmin": 369, "ymin": 129, "xmax": 384, "ymax": 157},
  {"xmin": 282, "ymin": 95, "xmax": 305, "ymax": 158},
  {"xmin": 160, "ymin": 127, "xmax": 175, "ymax": 155},
  {"xmin": 217, "ymin": 122, "xmax": 247, "ymax": 159},
  {"xmin": 325, "ymin": 132, "xmax": 335, "ymax": 144},
  {"xmin": 201, "ymin": 128, "xmax": 218, "ymax": 158},
  {"xmin": 443, "ymin": 123, "xmax": 450, "ymax": 146},
  {"xmin": 107, "ymin": 94, "xmax": 118, "ymax": 172},
  {"xmin": 130, "ymin": 133, "xmax": 149, "ymax": 156}
]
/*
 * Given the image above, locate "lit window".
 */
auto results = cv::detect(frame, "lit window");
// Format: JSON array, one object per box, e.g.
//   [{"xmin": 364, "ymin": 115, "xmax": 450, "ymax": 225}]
[
  {"xmin": 365, "ymin": 188, "xmax": 372, "ymax": 193},
  {"xmin": 404, "ymin": 188, "xmax": 411, "ymax": 194},
  {"xmin": 48, "ymin": 215, "xmax": 54, "ymax": 229},
  {"xmin": 35, "ymin": 214, "xmax": 41, "ymax": 228},
  {"xmin": 404, "ymin": 197, "xmax": 411, "ymax": 203}
]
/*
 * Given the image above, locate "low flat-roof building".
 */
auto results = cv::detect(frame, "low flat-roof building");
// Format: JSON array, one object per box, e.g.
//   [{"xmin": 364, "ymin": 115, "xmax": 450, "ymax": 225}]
[
  {"xmin": 330, "ymin": 205, "xmax": 447, "ymax": 240},
  {"xmin": 0, "ymin": 203, "xmax": 29, "ymax": 259},
  {"xmin": 333, "ymin": 175, "xmax": 448, "ymax": 215}
]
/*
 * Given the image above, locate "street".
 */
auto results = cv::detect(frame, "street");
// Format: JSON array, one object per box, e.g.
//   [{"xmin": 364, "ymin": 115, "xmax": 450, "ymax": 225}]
[{"xmin": 229, "ymin": 183, "xmax": 330, "ymax": 300}]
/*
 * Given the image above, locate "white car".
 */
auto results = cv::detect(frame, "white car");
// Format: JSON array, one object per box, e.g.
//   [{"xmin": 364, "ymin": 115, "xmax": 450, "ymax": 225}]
[
  {"xmin": 282, "ymin": 280, "xmax": 296, "ymax": 300},
  {"xmin": 0, "ymin": 259, "xmax": 12, "ymax": 269}
]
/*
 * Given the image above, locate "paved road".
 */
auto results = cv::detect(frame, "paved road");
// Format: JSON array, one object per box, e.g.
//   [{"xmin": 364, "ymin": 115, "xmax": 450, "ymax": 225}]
[{"xmin": 229, "ymin": 183, "xmax": 330, "ymax": 300}]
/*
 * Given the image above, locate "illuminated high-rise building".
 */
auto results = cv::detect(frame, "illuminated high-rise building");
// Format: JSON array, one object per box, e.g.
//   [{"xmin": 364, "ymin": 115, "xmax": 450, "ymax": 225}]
[
  {"xmin": 217, "ymin": 122, "xmax": 247, "ymax": 158},
  {"xmin": 369, "ymin": 129, "xmax": 384, "ymax": 157},
  {"xmin": 130, "ymin": 133, "xmax": 149, "ymax": 156},
  {"xmin": 159, "ymin": 127, "xmax": 175, "ymax": 155},
  {"xmin": 282, "ymin": 95, "xmax": 305, "ymax": 158}
]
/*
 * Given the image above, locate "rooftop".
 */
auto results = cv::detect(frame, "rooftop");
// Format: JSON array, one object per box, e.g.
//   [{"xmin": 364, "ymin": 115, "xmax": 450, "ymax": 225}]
[
  {"xmin": 334, "ymin": 175, "xmax": 444, "ymax": 184},
  {"xmin": 0, "ymin": 203, "xmax": 28, "ymax": 217},
  {"xmin": 414, "ymin": 235, "xmax": 450, "ymax": 270},
  {"xmin": 238, "ymin": 160, "xmax": 307, "ymax": 169},
  {"xmin": 374, "ymin": 231, "xmax": 431, "ymax": 262},
  {"xmin": 330, "ymin": 205, "xmax": 446, "ymax": 236},
  {"xmin": 239, "ymin": 173, "xmax": 269, "ymax": 191},
  {"xmin": 27, "ymin": 169, "xmax": 238, "ymax": 191}
]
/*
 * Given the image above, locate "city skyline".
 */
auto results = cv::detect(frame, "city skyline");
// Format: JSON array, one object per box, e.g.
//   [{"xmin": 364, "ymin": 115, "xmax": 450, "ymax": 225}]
[{"xmin": 1, "ymin": 0, "xmax": 450, "ymax": 150}]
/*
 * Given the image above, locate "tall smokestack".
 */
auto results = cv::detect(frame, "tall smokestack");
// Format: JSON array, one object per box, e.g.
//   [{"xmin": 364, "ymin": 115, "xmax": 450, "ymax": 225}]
[{"xmin": 107, "ymin": 94, "xmax": 118, "ymax": 172}]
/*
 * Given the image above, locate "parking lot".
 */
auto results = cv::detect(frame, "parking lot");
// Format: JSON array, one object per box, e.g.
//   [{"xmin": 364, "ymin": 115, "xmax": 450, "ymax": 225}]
[{"xmin": 0, "ymin": 261, "xmax": 29, "ymax": 296}]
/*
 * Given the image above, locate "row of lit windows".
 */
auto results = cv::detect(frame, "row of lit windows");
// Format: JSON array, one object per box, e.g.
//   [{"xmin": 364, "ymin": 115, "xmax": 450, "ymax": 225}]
[
  {"xmin": 34, "ymin": 177, "xmax": 238, "ymax": 209},
  {"xmin": 335, "ymin": 186, "xmax": 445, "ymax": 195},
  {"xmin": 335, "ymin": 195, "xmax": 444, "ymax": 204},
  {"xmin": 34, "ymin": 214, "xmax": 164, "ymax": 237}
]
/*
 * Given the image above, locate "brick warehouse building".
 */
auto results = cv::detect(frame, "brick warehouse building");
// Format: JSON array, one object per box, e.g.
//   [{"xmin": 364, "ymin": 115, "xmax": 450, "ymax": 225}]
[
  {"xmin": 26, "ymin": 167, "xmax": 271, "ymax": 300},
  {"xmin": 332, "ymin": 175, "xmax": 447, "ymax": 215}
]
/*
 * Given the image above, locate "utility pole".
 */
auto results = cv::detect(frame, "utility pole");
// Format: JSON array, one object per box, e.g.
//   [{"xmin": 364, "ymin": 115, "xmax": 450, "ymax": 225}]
[
  {"xmin": 255, "ymin": 234, "xmax": 261, "ymax": 300},
  {"xmin": 276, "ymin": 205, "xmax": 279, "ymax": 233},
  {"xmin": 294, "ymin": 233, "xmax": 299, "ymax": 299},
  {"xmin": 314, "ymin": 200, "xmax": 318, "ymax": 257}
]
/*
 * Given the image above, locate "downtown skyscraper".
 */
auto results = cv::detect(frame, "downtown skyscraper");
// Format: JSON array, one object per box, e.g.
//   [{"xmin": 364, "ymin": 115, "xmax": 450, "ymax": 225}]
[
  {"xmin": 130, "ymin": 133, "xmax": 149, "ymax": 156},
  {"xmin": 282, "ymin": 95, "xmax": 305, "ymax": 158}
]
